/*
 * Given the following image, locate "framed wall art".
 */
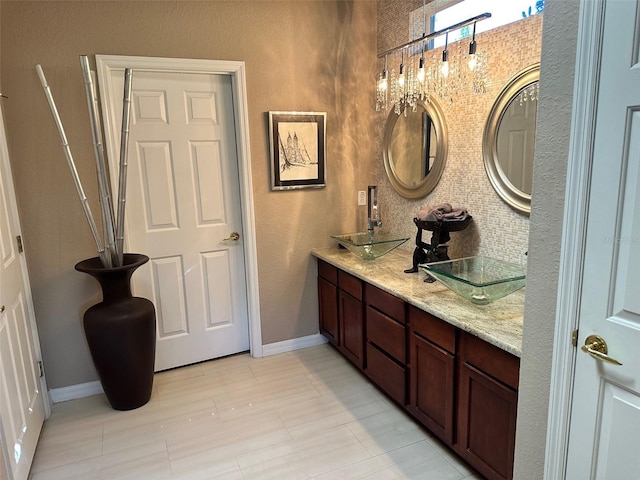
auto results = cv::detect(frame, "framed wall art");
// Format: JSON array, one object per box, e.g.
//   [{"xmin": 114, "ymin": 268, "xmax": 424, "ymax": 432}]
[{"xmin": 268, "ymin": 111, "xmax": 326, "ymax": 190}]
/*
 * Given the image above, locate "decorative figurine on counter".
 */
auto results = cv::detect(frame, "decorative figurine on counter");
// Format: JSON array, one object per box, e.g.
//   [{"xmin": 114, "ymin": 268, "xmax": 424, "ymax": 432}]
[{"xmin": 404, "ymin": 203, "xmax": 472, "ymax": 281}]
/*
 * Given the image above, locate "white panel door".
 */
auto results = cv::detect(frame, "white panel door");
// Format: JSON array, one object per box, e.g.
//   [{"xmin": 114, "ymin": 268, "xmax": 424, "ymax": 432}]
[
  {"xmin": 496, "ymin": 94, "xmax": 536, "ymax": 194},
  {"xmin": 565, "ymin": 1, "xmax": 640, "ymax": 477},
  {"xmin": 99, "ymin": 68, "xmax": 249, "ymax": 371},
  {"xmin": 0, "ymin": 104, "xmax": 46, "ymax": 479}
]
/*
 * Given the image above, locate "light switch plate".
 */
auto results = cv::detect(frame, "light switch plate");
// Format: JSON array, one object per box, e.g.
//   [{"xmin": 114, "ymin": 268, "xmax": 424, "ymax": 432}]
[{"xmin": 357, "ymin": 191, "xmax": 367, "ymax": 206}]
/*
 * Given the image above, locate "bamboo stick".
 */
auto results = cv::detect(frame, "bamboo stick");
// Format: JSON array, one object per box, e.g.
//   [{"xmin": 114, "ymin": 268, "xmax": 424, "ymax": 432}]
[
  {"xmin": 90, "ymin": 70, "xmax": 113, "ymax": 266},
  {"xmin": 35, "ymin": 64, "xmax": 110, "ymax": 267},
  {"xmin": 115, "ymin": 68, "xmax": 133, "ymax": 267},
  {"xmin": 79, "ymin": 56, "xmax": 117, "ymax": 267}
]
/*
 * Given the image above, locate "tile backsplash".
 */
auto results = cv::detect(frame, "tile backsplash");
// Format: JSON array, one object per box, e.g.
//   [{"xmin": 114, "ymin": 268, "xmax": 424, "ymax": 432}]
[{"xmin": 375, "ymin": 13, "xmax": 542, "ymax": 266}]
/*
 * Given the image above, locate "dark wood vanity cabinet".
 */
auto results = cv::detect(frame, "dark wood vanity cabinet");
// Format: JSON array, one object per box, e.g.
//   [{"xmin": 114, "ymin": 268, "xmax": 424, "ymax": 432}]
[
  {"xmin": 317, "ymin": 260, "xmax": 339, "ymax": 344},
  {"xmin": 317, "ymin": 260, "xmax": 364, "ymax": 369},
  {"xmin": 408, "ymin": 306, "xmax": 456, "ymax": 445},
  {"xmin": 456, "ymin": 332, "xmax": 520, "ymax": 480},
  {"xmin": 364, "ymin": 283, "xmax": 407, "ymax": 405},
  {"xmin": 316, "ymin": 259, "xmax": 520, "ymax": 480},
  {"xmin": 338, "ymin": 269, "xmax": 364, "ymax": 368}
]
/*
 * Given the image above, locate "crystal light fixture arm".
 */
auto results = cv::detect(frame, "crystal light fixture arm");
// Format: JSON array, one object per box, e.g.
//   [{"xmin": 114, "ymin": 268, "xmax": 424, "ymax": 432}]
[
  {"xmin": 377, "ymin": 12, "xmax": 492, "ymax": 59},
  {"xmin": 376, "ymin": 12, "xmax": 491, "ymax": 110}
]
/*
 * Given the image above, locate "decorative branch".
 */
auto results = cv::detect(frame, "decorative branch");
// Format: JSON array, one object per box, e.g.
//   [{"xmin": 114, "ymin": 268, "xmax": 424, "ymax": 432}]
[
  {"xmin": 80, "ymin": 55, "xmax": 117, "ymax": 267},
  {"xmin": 115, "ymin": 68, "xmax": 133, "ymax": 266},
  {"xmin": 37, "ymin": 59, "xmax": 133, "ymax": 268}
]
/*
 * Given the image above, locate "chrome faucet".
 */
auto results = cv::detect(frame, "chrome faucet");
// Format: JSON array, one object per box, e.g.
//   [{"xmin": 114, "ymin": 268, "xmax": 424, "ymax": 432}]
[{"xmin": 367, "ymin": 185, "xmax": 382, "ymax": 233}]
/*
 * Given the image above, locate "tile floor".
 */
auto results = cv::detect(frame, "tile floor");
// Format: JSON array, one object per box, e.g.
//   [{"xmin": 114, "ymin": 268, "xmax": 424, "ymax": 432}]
[{"xmin": 30, "ymin": 344, "xmax": 481, "ymax": 479}]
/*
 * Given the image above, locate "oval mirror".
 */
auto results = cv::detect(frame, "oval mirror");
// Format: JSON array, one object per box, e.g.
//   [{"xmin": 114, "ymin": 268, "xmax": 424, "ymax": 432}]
[
  {"xmin": 383, "ymin": 98, "xmax": 448, "ymax": 199},
  {"xmin": 483, "ymin": 63, "xmax": 539, "ymax": 214}
]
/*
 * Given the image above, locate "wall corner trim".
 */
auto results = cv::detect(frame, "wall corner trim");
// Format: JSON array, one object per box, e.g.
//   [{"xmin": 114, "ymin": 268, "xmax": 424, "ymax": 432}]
[
  {"xmin": 49, "ymin": 381, "xmax": 104, "ymax": 404},
  {"xmin": 261, "ymin": 334, "xmax": 328, "ymax": 357}
]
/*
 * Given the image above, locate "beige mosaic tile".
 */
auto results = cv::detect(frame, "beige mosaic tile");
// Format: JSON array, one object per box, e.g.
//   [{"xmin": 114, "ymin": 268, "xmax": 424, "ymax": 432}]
[{"xmin": 375, "ymin": 12, "xmax": 543, "ymax": 266}]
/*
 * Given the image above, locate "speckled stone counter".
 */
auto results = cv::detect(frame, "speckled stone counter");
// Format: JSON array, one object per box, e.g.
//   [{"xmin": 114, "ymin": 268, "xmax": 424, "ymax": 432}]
[{"xmin": 311, "ymin": 247, "xmax": 525, "ymax": 357}]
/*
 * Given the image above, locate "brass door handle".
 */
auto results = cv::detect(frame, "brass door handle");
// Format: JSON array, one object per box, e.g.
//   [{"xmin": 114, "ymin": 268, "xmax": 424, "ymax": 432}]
[
  {"xmin": 581, "ymin": 335, "xmax": 623, "ymax": 366},
  {"xmin": 223, "ymin": 232, "xmax": 240, "ymax": 241}
]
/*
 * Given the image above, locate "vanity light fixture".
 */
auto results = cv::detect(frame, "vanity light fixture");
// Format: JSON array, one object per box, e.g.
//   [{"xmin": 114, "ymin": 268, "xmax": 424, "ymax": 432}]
[
  {"xmin": 468, "ymin": 22, "xmax": 478, "ymax": 71},
  {"xmin": 398, "ymin": 49, "xmax": 406, "ymax": 89},
  {"xmin": 417, "ymin": 2, "xmax": 427, "ymax": 86},
  {"xmin": 417, "ymin": 55, "xmax": 426, "ymax": 84},
  {"xmin": 376, "ymin": 55, "xmax": 388, "ymax": 111},
  {"xmin": 441, "ymin": 33, "xmax": 450, "ymax": 78},
  {"xmin": 376, "ymin": 12, "xmax": 491, "ymax": 112}
]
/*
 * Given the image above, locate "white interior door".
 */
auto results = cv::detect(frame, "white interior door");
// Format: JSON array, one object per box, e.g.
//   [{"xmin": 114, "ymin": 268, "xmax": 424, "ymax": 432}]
[
  {"xmin": 496, "ymin": 94, "xmax": 536, "ymax": 194},
  {"xmin": 565, "ymin": 0, "xmax": 640, "ymax": 477},
  {"xmin": 0, "ymin": 104, "xmax": 47, "ymax": 479},
  {"xmin": 98, "ymin": 61, "xmax": 250, "ymax": 371}
]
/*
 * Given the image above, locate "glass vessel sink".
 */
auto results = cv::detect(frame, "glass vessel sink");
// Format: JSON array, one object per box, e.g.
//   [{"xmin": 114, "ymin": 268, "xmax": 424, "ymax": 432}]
[
  {"xmin": 420, "ymin": 256, "xmax": 526, "ymax": 304},
  {"xmin": 331, "ymin": 232, "xmax": 409, "ymax": 260}
]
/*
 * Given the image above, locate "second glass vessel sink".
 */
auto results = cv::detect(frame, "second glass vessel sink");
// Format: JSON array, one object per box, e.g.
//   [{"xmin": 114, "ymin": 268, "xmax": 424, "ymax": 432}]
[
  {"xmin": 331, "ymin": 232, "xmax": 409, "ymax": 260},
  {"xmin": 420, "ymin": 256, "xmax": 526, "ymax": 304}
]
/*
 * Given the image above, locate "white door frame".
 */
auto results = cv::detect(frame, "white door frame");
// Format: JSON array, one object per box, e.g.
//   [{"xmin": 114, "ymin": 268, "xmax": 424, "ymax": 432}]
[
  {"xmin": 543, "ymin": 1, "xmax": 605, "ymax": 477},
  {"xmin": 96, "ymin": 55, "xmax": 263, "ymax": 358}
]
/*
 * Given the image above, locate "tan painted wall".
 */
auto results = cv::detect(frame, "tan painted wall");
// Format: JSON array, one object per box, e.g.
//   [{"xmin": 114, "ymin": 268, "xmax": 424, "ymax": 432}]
[
  {"xmin": 514, "ymin": 1, "xmax": 579, "ymax": 478},
  {"xmin": 0, "ymin": 0, "xmax": 377, "ymax": 389}
]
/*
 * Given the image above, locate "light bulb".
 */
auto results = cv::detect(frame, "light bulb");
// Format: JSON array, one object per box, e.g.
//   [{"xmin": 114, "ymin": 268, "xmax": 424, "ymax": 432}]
[
  {"xmin": 398, "ymin": 63, "xmax": 405, "ymax": 88},
  {"xmin": 417, "ymin": 57, "xmax": 425, "ymax": 84},
  {"xmin": 468, "ymin": 39, "xmax": 477, "ymax": 71},
  {"xmin": 378, "ymin": 71, "xmax": 387, "ymax": 91},
  {"xmin": 468, "ymin": 54, "xmax": 477, "ymax": 71},
  {"xmin": 441, "ymin": 48, "xmax": 449, "ymax": 78}
]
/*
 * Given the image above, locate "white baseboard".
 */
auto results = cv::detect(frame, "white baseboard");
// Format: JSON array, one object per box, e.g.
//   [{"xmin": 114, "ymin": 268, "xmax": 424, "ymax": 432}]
[
  {"xmin": 48, "ymin": 335, "xmax": 328, "ymax": 402},
  {"xmin": 49, "ymin": 381, "xmax": 104, "ymax": 403},
  {"xmin": 261, "ymin": 333, "xmax": 328, "ymax": 357}
]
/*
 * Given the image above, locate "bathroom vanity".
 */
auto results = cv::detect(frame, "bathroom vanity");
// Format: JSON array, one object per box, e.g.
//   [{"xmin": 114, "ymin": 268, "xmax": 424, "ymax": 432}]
[{"xmin": 312, "ymin": 247, "xmax": 524, "ymax": 480}]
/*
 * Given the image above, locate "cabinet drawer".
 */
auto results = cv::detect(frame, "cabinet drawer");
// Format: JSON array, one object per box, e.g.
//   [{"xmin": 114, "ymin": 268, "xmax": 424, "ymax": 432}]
[
  {"xmin": 365, "ymin": 283, "xmax": 405, "ymax": 324},
  {"xmin": 409, "ymin": 305, "xmax": 456, "ymax": 354},
  {"xmin": 460, "ymin": 332, "xmax": 519, "ymax": 389},
  {"xmin": 338, "ymin": 270, "xmax": 362, "ymax": 301},
  {"xmin": 318, "ymin": 259, "xmax": 337, "ymax": 285},
  {"xmin": 367, "ymin": 306, "xmax": 406, "ymax": 364},
  {"xmin": 366, "ymin": 343, "xmax": 406, "ymax": 405}
]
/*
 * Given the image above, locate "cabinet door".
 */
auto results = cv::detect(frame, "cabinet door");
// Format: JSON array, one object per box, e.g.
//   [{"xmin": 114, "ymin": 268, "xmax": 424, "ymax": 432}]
[
  {"xmin": 318, "ymin": 276, "xmax": 338, "ymax": 345},
  {"xmin": 409, "ymin": 333, "xmax": 455, "ymax": 444},
  {"xmin": 339, "ymin": 290, "xmax": 364, "ymax": 368},
  {"xmin": 457, "ymin": 362, "xmax": 517, "ymax": 480}
]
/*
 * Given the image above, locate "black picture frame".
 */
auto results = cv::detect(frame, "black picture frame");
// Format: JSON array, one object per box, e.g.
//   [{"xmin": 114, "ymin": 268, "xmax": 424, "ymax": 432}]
[{"xmin": 268, "ymin": 111, "xmax": 326, "ymax": 190}]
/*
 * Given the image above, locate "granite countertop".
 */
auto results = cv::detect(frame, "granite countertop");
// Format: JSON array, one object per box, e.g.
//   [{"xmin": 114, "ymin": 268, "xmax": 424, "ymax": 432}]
[{"xmin": 311, "ymin": 247, "xmax": 525, "ymax": 357}]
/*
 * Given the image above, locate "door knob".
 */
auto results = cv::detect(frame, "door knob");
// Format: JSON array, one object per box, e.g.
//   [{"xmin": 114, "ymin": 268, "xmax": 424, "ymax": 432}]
[
  {"xmin": 581, "ymin": 335, "xmax": 623, "ymax": 366},
  {"xmin": 223, "ymin": 232, "xmax": 240, "ymax": 241},
  {"xmin": 0, "ymin": 305, "xmax": 4, "ymax": 313}
]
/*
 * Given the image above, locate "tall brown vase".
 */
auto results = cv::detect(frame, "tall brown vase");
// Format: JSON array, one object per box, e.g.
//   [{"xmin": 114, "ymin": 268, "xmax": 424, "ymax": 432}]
[{"xmin": 75, "ymin": 253, "xmax": 156, "ymax": 411}]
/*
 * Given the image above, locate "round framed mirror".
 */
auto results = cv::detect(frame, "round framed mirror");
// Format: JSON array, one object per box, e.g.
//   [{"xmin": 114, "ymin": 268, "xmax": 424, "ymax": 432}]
[
  {"xmin": 483, "ymin": 63, "xmax": 539, "ymax": 214},
  {"xmin": 382, "ymin": 98, "xmax": 448, "ymax": 199}
]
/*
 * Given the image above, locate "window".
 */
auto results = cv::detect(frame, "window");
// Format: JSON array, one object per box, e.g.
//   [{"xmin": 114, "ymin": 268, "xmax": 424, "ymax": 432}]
[{"xmin": 410, "ymin": 0, "xmax": 544, "ymax": 48}]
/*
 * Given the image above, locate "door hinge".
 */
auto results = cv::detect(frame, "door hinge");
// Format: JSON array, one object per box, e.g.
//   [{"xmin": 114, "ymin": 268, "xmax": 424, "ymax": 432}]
[
  {"xmin": 16, "ymin": 235, "xmax": 23, "ymax": 254},
  {"xmin": 571, "ymin": 329, "xmax": 579, "ymax": 347},
  {"xmin": 37, "ymin": 361, "xmax": 44, "ymax": 377}
]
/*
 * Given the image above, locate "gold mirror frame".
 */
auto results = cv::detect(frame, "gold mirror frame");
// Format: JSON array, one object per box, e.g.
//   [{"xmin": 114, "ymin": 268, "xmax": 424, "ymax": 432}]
[
  {"xmin": 483, "ymin": 63, "xmax": 540, "ymax": 215},
  {"xmin": 382, "ymin": 98, "xmax": 448, "ymax": 199}
]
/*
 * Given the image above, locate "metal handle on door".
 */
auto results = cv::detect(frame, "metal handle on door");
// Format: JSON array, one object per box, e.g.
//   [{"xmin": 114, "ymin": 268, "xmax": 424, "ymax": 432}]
[
  {"xmin": 581, "ymin": 335, "xmax": 623, "ymax": 366},
  {"xmin": 0, "ymin": 305, "xmax": 4, "ymax": 313},
  {"xmin": 223, "ymin": 232, "xmax": 240, "ymax": 241}
]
